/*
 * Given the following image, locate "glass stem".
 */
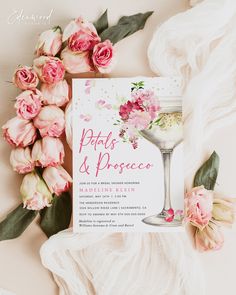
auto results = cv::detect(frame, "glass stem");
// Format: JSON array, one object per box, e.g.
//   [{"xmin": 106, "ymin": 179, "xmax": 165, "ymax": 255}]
[{"xmin": 161, "ymin": 149, "xmax": 172, "ymax": 211}]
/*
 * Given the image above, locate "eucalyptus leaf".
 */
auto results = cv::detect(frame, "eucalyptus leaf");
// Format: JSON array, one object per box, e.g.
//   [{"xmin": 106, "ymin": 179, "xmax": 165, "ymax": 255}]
[
  {"xmin": 0, "ymin": 204, "xmax": 38, "ymax": 241},
  {"xmin": 94, "ymin": 10, "xmax": 108, "ymax": 35},
  {"xmin": 40, "ymin": 192, "xmax": 72, "ymax": 237},
  {"xmin": 100, "ymin": 11, "xmax": 153, "ymax": 44},
  {"xmin": 193, "ymin": 151, "xmax": 220, "ymax": 190}
]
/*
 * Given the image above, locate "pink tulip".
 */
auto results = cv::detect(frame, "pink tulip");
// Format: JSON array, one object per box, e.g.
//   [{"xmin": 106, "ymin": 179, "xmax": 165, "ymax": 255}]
[
  {"xmin": 32, "ymin": 136, "xmax": 65, "ymax": 167},
  {"xmin": 14, "ymin": 89, "xmax": 42, "ymax": 120},
  {"xmin": 2, "ymin": 117, "xmax": 37, "ymax": 147},
  {"xmin": 33, "ymin": 56, "xmax": 65, "ymax": 84},
  {"xmin": 61, "ymin": 47, "xmax": 93, "ymax": 74},
  {"xmin": 62, "ymin": 16, "xmax": 98, "ymax": 42},
  {"xmin": 13, "ymin": 66, "xmax": 39, "ymax": 90},
  {"xmin": 40, "ymin": 80, "xmax": 70, "ymax": 107},
  {"xmin": 195, "ymin": 221, "xmax": 224, "ymax": 252},
  {"xmin": 185, "ymin": 186, "xmax": 213, "ymax": 230},
  {"xmin": 33, "ymin": 105, "xmax": 65, "ymax": 138},
  {"xmin": 20, "ymin": 172, "xmax": 52, "ymax": 210},
  {"xmin": 10, "ymin": 147, "xmax": 35, "ymax": 174},
  {"xmin": 43, "ymin": 166, "xmax": 72, "ymax": 196},
  {"xmin": 35, "ymin": 26, "xmax": 62, "ymax": 57},
  {"xmin": 92, "ymin": 40, "xmax": 116, "ymax": 73}
]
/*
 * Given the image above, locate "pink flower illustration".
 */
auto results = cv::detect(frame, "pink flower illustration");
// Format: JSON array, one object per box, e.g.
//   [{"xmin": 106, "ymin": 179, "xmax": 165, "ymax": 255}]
[
  {"xmin": 127, "ymin": 110, "xmax": 151, "ymax": 130},
  {"xmin": 80, "ymin": 114, "xmax": 92, "ymax": 122},
  {"xmin": 164, "ymin": 208, "xmax": 175, "ymax": 222},
  {"xmin": 96, "ymin": 99, "xmax": 112, "ymax": 110},
  {"xmin": 117, "ymin": 85, "xmax": 160, "ymax": 149}
]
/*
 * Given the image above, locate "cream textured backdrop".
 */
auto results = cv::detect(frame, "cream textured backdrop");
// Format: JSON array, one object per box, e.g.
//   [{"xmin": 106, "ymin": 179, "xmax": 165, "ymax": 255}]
[{"xmin": 0, "ymin": 1, "xmax": 236, "ymax": 295}]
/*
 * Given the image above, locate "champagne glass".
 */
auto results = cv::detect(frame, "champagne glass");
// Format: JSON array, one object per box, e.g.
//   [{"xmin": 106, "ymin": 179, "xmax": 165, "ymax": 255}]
[{"xmin": 140, "ymin": 105, "xmax": 183, "ymax": 226}]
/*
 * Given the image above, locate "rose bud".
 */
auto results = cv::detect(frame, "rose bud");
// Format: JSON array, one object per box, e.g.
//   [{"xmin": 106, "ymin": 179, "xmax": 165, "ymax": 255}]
[
  {"xmin": 43, "ymin": 166, "xmax": 72, "ymax": 196},
  {"xmin": 2, "ymin": 117, "xmax": 37, "ymax": 147},
  {"xmin": 68, "ymin": 29, "xmax": 100, "ymax": 53},
  {"xmin": 63, "ymin": 16, "xmax": 99, "ymax": 42},
  {"xmin": 33, "ymin": 56, "xmax": 65, "ymax": 84},
  {"xmin": 20, "ymin": 172, "xmax": 53, "ymax": 210},
  {"xmin": 14, "ymin": 89, "xmax": 42, "ymax": 120},
  {"xmin": 61, "ymin": 47, "xmax": 93, "ymax": 74},
  {"xmin": 35, "ymin": 26, "xmax": 62, "ymax": 57},
  {"xmin": 13, "ymin": 66, "xmax": 39, "ymax": 90},
  {"xmin": 34, "ymin": 105, "xmax": 65, "ymax": 138},
  {"xmin": 10, "ymin": 147, "xmax": 35, "ymax": 174},
  {"xmin": 195, "ymin": 221, "xmax": 224, "ymax": 252},
  {"xmin": 212, "ymin": 197, "xmax": 236, "ymax": 226},
  {"xmin": 92, "ymin": 40, "xmax": 116, "ymax": 73},
  {"xmin": 32, "ymin": 136, "xmax": 65, "ymax": 167},
  {"xmin": 185, "ymin": 186, "xmax": 213, "ymax": 230},
  {"xmin": 40, "ymin": 80, "xmax": 70, "ymax": 107}
]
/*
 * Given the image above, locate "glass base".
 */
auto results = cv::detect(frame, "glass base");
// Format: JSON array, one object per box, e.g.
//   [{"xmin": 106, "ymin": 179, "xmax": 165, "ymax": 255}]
[{"xmin": 142, "ymin": 211, "xmax": 182, "ymax": 227}]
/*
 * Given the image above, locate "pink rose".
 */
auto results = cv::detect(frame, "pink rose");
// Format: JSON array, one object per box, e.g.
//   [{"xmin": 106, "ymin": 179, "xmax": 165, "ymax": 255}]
[
  {"xmin": 185, "ymin": 186, "xmax": 213, "ymax": 230},
  {"xmin": 14, "ymin": 89, "xmax": 42, "ymax": 120},
  {"xmin": 119, "ymin": 100, "xmax": 143, "ymax": 120},
  {"xmin": 10, "ymin": 147, "xmax": 35, "ymax": 174},
  {"xmin": 68, "ymin": 30, "xmax": 100, "ymax": 52},
  {"xmin": 35, "ymin": 27, "xmax": 62, "ymax": 57},
  {"xmin": 40, "ymin": 80, "xmax": 70, "ymax": 107},
  {"xmin": 2, "ymin": 117, "xmax": 37, "ymax": 147},
  {"xmin": 13, "ymin": 66, "xmax": 39, "ymax": 90},
  {"xmin": 92, "ymin": 40, "xmax": 116, "ymax": 73},
  {"xmin": 131, "ymin": 90, "xmax": 160, "ymax": 120},
  {"xmin": 43, "ymin": 166, "xmax": 72, "ymax": 196},
  {"xmin": 61, "ymin": 47, "xmax": 93, "ymax": 74},
  {"xmin": 20, "ymin": 172, "xmax": 52, "ymax": 210},
  {"xmin": 33, "ymin": 105, "xmax": 65, "ymax": 138},
  {"xmin": 127, "ymin": 110, "xmax": 151, "ymax": 130},
  {"xmin": 195, "ymin": 221, "xmax": 224, "ymax": 252},
  {"xmin": 32, "ymin": 136, "xmax": 65, "ymax": 167},
  {"xmin": 63, "ymin": 16, "xmax": 98, "ymax": 42},
  {"xmin": 33, "ymin": 56, "xmax": 65, "ymax": 84}
]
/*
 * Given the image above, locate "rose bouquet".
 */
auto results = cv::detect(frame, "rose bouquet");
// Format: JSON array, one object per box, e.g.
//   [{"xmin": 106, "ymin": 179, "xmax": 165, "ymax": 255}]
[
  {"xmin": 0, "ymin": 10, "xmax": 153, "ymax": 240},
  {"xmin": 185, "ymin": 152, "xmax": 236, "ymax": 251}
]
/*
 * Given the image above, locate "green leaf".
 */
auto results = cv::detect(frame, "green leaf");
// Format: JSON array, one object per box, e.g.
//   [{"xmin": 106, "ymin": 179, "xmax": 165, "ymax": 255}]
[
  {"xmin": 52, "ymin": 25, "xmax": 62, "ymax": 33},
  {"xmin": 193, "ymin": 151, "xmax": 220, "ymax": 190},
  {"xmin": 40, "ymin": 192, "xmax": 72, "ymax": 238},
  {"xmin": 0, "ymin": 204, "xmax": 38, "ymax": 241},
  {"xmin": 100, "ymin": 11, "xmax": 153, "ymax": 44},
  {"xmin": 94, "ymin": 10, "xmax": 108, "ymax": 35}
]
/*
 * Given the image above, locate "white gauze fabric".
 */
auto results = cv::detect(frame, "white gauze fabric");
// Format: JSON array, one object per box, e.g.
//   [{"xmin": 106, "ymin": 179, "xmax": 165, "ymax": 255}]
[
  {"xmin": 0, "ymin": 289, "xmax": 15, "ymax": 295},
  {"xmin": 40, "ymin": 230, "xmax": 204, "ymax": 295},
  {"xmin": 148, "ymin": 0, "xmax": 236, "ymax": 186},
  {"xmin": 40, "ymin": 1, "xmax": 236, "ymax": 294}
]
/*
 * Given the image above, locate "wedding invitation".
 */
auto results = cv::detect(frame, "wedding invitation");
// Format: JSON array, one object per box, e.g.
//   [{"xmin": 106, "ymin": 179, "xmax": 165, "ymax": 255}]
[{"xmin": 73, "ymin": 77, "xmax": 184, "ymax": 232}]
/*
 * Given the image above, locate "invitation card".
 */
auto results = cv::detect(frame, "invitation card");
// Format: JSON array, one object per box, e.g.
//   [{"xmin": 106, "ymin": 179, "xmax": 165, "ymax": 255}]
[{"xmin": 73, "ymin": 77, "xmax": 184, "ymax": 232}]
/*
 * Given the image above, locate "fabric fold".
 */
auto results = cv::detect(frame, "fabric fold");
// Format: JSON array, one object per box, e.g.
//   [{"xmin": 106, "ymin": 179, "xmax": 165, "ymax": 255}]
[{"xmin": 41, "ymin": 230, "xmax": 204, "ymax": 295}]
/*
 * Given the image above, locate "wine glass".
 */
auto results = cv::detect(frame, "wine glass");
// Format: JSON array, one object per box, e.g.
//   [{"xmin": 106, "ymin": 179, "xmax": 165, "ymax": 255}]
[{"xmin": 140, "ymin": 105, "xmax": 183, "ymax": 226}]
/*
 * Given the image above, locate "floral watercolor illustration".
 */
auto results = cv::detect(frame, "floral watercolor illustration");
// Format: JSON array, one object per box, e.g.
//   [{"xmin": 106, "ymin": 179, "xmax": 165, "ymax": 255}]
[{"xmin": 116, "ymin": 81, "xmax": 182, "ymax": 149}]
